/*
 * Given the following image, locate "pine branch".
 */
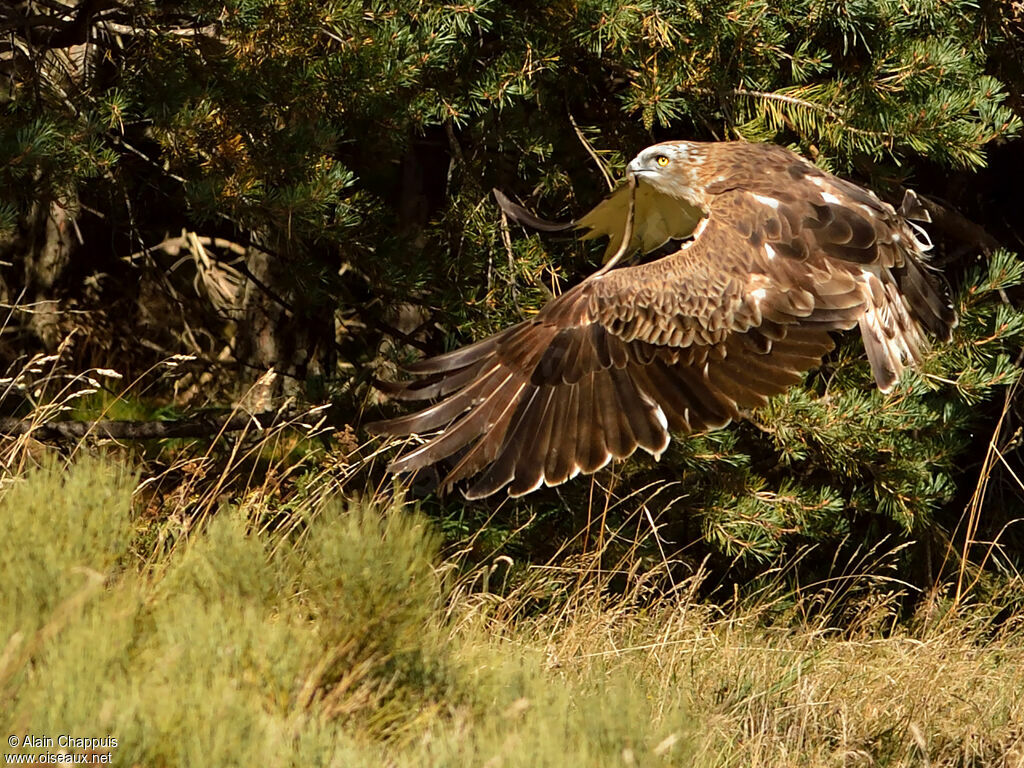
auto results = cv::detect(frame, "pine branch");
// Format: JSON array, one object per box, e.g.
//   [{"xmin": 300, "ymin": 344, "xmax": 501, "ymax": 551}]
[{"xmin": 732, "ymin": 88, "xmax": 887, "ymax": 140}]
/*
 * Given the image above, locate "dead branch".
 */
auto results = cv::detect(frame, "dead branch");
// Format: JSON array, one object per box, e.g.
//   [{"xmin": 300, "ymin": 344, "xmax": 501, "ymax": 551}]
[{"xmin": 0, "ymin": 408, "xmax": 329, "ymax": 441}]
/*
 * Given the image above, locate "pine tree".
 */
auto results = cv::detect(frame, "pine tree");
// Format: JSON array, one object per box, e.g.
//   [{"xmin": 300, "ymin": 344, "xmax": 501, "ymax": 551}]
[{"xmin": 0, "ymin": 0, "xmax": 1022, "ymax": 588}]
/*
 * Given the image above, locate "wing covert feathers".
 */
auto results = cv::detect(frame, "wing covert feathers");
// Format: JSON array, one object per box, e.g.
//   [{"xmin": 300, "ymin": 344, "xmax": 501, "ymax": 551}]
[{"xmin": 370, "ymin": 140, "xmax": 957, "ymax": 497}]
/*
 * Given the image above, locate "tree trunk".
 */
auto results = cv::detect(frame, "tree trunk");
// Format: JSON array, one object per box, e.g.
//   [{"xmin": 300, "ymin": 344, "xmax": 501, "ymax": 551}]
[{"xmin": 0, "ymin": 192, "xmax": 78, "ymax": 354}]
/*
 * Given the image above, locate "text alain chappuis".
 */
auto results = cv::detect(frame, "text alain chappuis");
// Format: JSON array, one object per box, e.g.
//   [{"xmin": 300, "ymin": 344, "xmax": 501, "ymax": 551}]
[{"xmin": 7, "ymin": 735, "xmax": 118, "ymax": 763}]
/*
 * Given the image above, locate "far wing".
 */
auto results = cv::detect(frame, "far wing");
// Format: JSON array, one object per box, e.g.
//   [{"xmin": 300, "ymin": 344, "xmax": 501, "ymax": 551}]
[
  {"xmin": 494, "ymin": 183, "xmax": 705, "ymax": 259},
  {"xmin": 576, "ymin": 181, "xmax": 705, "ymax": 258}
]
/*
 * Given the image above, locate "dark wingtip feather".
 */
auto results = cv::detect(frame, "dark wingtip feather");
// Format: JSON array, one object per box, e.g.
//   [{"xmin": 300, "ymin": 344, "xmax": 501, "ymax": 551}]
[
  {"xmin": 493, "ymin": 188, "xmax": 576, "ymax": 232},
  {"xmin": 372, "ymin": 377, "xmax": 410, "ymax": 396},
  {"xmin": 400, "ymin": 326, "xmax": 522, "ymax": 376},
  {"xmin": 364, "ymin": 417, "xmax": 393, "ymax": 437}
]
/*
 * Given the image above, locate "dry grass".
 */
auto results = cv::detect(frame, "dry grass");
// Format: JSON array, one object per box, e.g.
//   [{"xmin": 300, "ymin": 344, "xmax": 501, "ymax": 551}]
[
  {"xmin": 0, "ymin": 451, "xmax": 1022, "ymax": 767},
  {"xmin": 2, "ymin": 350, "xmax": 1024, "ymax": 767},
  {"xmin": 505, "ymin": 589, "xmax": 1024, "ymax": 766},
  {"xmin": 448, "ymin": 523, "xmax": 1024, "ymax": 768}
]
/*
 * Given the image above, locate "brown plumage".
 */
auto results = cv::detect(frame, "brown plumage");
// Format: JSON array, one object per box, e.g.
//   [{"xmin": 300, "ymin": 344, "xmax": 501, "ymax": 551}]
[{"xmin": 369, "ymin": 140, "xmax": 957, "ymax": 498}]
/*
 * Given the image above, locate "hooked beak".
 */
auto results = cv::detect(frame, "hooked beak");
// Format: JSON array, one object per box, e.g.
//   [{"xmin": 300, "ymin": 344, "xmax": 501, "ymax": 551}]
[{"xmin": 626, "ymin": 158, "xmax": 655, "ymax": 181}]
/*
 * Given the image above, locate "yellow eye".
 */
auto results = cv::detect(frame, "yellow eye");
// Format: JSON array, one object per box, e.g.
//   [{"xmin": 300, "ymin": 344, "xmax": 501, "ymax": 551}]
[{"xmin": 655, "ymin": 155, "xmax": 670, "ymax": 167}]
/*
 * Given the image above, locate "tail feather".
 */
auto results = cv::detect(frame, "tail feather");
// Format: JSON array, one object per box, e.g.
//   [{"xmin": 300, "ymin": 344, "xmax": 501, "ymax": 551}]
[
  {"xmin": 899, "ymin": 189, "xmax": 931, "ymax": 223},
  {"xmin": 857, "ymin": 270, "xmax": 929, "ymax": 392},
  {"xmin": 896, "ymin": 254, "xmax": 957, "ymax": 342}
]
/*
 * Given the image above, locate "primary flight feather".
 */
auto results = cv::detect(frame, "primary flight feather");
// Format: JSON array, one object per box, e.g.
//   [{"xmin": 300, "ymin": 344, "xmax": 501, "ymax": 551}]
[{"xmin": 369, "ymin": 140, "xmax": 957, "ymax": 498}]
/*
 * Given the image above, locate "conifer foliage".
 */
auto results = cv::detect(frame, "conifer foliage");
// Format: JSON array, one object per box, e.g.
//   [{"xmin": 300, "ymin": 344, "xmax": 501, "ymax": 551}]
[{"xmin": 0, "ymin": 1, "xmax": 1022, "ymax": 577}]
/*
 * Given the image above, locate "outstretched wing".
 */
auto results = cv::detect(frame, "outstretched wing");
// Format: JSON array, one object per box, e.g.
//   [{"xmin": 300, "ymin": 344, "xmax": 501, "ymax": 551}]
[
  {"xmin": 693, "ymin": 142, "xmax": 955, "ymax": 385},
  {"xmin": 369, "ymin": 170, "xmax": 953, "ymax": 498}
]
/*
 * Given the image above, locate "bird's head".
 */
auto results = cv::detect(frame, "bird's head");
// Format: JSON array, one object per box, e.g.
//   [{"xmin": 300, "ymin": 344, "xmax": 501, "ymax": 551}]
[{"xmin": 626, "ymin": 142, "xmax": 704, "ymax": 206}]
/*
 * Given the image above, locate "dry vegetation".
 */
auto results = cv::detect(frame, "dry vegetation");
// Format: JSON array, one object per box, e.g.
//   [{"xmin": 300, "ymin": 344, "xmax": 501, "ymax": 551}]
[{"xmin": 2, "ymin": 386, "xmax": 1023, "ymax": 768}]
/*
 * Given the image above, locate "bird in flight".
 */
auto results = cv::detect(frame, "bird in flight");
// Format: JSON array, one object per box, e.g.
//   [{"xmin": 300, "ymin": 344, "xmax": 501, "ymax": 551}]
[{"xmin": 369, "ymin": 140, "xmax": 957, "ymax": 499}]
